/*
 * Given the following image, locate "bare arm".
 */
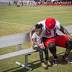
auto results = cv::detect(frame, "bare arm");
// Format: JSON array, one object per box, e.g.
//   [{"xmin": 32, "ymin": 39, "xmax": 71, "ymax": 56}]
[
  {"xmin": 32, "ymin": 38, "xmax": 45, "ymax": 49},
  {"xmin": 32, "ymin": 38, "xmax": 39, "ymax": 46}
]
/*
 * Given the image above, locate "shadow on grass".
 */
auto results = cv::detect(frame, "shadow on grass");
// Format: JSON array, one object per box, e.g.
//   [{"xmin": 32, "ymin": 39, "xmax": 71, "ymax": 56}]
[
  {"xmin": 58, "ymin": 52, "xmax": 72, "ymax": 64},
  {"xmin": 3, "ymin": 52, "xmax": 72, "ymax": 72},
  {"xmin": 2, "ymin": 60, "xmax": 41, "ymax": 72},
  {"xmin": 49, "ymin": 51, "xmax": 72, "ymax": 65},
  {"xmin": 3, "ymin": 66, "xmax": 29, "ymax": 72},
  {"xmin": 13, "ymin": 67, "xmax": 29, "ymax": 72}
]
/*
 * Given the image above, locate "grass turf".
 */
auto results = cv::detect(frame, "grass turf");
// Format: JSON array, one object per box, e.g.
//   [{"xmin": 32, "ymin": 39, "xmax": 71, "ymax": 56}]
[{"xmin": 0, "ymin": 5, "xmax": 72, "ymax": 72}]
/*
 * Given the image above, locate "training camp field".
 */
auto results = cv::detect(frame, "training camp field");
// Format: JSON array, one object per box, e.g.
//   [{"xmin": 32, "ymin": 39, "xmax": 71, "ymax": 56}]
[{"xmin": 0, "ymin": 5, "xmax": 72, "ymax": 72}]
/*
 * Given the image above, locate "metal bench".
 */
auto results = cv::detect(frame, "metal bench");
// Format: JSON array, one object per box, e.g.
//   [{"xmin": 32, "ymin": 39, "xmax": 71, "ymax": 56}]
[{"xmin": 0, "ymin": 32, "xmax": 37, "ymax": 69}]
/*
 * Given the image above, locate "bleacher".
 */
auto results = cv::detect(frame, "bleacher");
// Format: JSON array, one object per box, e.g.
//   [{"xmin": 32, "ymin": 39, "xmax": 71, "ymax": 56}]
[
  {"xmin": 0, "ymin": 0, "xmax": 72, "ymax": 6},
  {"xmin": 36, "ymin": 1, "xmax": 72, "ymax": 6}
]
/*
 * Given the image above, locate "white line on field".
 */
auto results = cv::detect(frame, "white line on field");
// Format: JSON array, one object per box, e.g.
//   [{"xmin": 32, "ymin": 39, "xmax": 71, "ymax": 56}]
[
  {"xmin": 0, "ymin": 21, "xmax": 18, "ymax": 25},
  {"xmin": 0, "ymin": 21, "xmax": 29, "ymax": 26}
]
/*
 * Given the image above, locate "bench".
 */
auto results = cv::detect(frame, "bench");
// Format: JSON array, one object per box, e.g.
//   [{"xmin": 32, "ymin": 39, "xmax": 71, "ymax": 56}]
[
  {"xmin": 0, "ymin": 32, "xmax": 37, "ymax": 69},
  {"xmin": 0, "ymin": 25, "xmax": 72, "ymax": 69}
]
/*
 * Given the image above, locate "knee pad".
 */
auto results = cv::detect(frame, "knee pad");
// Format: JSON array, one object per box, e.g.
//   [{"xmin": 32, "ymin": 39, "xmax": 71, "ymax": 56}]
[
  {"xmin": 48, "ymin": 43, "xmax": 56, "ymax": 53},
  {"xmin": 48, "ymin": 43, "xmax": 57, "ymax": 58},
  {"xmin": 48, "ymin": 43, "xmax": 56, "ymax": 49}
]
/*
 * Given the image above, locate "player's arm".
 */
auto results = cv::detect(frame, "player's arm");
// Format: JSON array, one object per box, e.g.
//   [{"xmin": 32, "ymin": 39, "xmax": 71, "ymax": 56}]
[
  {"xmin": 60, "ymin": 25, "xmax": 70, "ymax": 35},
  {"xmin": 32, "ymin": 38, "xmax": 45, "ymax": 49},
  {"xmin": 60, "ymin": 25, "xmax": 72, "ymax": 40},
  {"xmin": 32, "ymin": 38, "xmax": 39, "ymax": 46}
]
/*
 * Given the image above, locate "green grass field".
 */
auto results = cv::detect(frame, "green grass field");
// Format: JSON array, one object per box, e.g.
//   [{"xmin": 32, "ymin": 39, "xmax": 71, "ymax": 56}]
[{"xmin": 0, "ymin": 5, "xmax": 72, "ymax": 72}]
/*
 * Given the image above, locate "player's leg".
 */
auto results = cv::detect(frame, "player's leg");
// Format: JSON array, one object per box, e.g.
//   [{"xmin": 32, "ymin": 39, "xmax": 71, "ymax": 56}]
[
  {"xmin": 42, "ymin": 37, "xmax": 51, "ymax": 66},
  {"xmin": 48, "ymin": 42, "xmax": 58, "ymax": 65},
  {"xmin": 44, "ymin": 48, "xmax": 51, "ymax": 66},
  {"xmin": 44, "ymin": 38, "xmax": 58, "ymax": 65},
  {"xmin": 55, "ymin": 35, "xmax": 72, "ymax": 62},
  {"xmin": 63, "ymin": 40, "xmax": 72, "ymax": 62},
  {"xmin": 33, "ymin": 47, "xmax": 43, "ymax": 62},
  {"xmin": 33, "ymin": 46, "xmax": 48, "ymax": 68}
]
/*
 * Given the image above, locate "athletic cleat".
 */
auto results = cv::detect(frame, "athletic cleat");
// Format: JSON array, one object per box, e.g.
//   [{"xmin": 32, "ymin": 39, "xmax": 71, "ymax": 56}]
[
  {"xmin": 62, "ymin": 56, "xmax": 69, "ymax": 63},
  {"xmin": 47, "ymin": 61, "xmax": 52, "ymax": 66},
  {"xmin": 41, "ymin": 62, "xmax": 48, "ymax": 69},
  {"xmin": 45, "ymin": 61, "xmax": 52, "ymax": 66},
  {"xmin": 53, "ymin": 59, "xmax": 58, "ymax": 66}
]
